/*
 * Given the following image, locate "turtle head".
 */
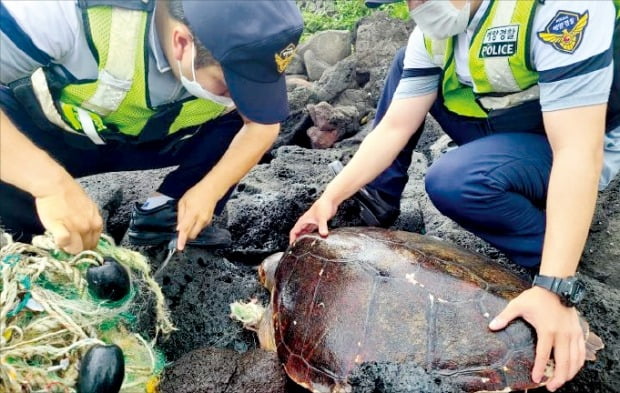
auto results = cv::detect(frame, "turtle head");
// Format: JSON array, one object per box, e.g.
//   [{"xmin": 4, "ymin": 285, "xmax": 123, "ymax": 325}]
[{"xmin": 259, "ymin": 252, "xmax": 284, "ymax": 291}]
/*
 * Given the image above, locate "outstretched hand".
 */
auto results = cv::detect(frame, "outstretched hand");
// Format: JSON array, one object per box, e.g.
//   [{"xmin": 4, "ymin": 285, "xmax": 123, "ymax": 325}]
[
  {"xmin": 489, "ymin": 286, "xmax": 586, "ymax": 392},
  {"xmin": 35, "ymin": 178, "xmax": 103, "ymax": 254},
  {"xmin": 176, "ymin": 183, "xmax": 217, "ymax": 251},
  {"xmin": 289, "ymin": 197, "xmax": 339, "ymax": 244}
]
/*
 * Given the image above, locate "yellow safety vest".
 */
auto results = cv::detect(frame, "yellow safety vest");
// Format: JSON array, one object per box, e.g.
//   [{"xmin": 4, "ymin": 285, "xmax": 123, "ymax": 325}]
[
  {"xmin": 425, "ymin": 0, "xmax": 540, "ymax": 118},
  {"xmin": 35, "ymin": 0, "xmax": 228, "ymax": 144}
]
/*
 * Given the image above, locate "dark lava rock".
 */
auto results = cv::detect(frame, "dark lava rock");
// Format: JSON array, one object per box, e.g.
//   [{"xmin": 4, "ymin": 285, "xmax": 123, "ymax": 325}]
[
  {"xmin": 348, "ymin": 362, "xmax": 460, "ymax": 393},
  {"xmin": 581, "ymin": 176, "xmax": 620, "ymax": 284},
  {"xmin": 160, "ymin": 347, "xmax": 287, "ymax": 393},
  {"xmin": 353, "ymin": 12, "xmax": 412, "ymax": 71},
  {"xmin": 227, "ymin": 145, "xmax": 364, "ymax": 258},
  {"xmin": 353, "ymin": 12, "xmax": 413, "ymax": 104},
  {"xmin": 153, "ymin": 247, "xmax": 267, "ymax": 361},
  {"xmin": 307, "ymin": 102, "xmax": 360, "ymax": 148},
  {"xmin": 558, "ymin": 276, "xmax": 620, "ymax": 393},
  {"xmin": 275, "ymin": 86, "xmax": 318, "ymax": 150},
  {"xmin": 314, "ymin": 56, "xmax": 359, "ymax": 103}
]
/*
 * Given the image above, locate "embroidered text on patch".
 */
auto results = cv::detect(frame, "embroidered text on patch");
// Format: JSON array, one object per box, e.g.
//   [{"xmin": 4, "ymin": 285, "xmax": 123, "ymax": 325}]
[
  {"xmin": 537, "ymin": 10, "xmax": 589, "ymax": 54},
  {"xmin": 275, "ymin": 43, "xmax": 297, "ymax": 74},
  {"xmin": 479, "ymin": 25, "xmax": 519, "ymax": 58}
]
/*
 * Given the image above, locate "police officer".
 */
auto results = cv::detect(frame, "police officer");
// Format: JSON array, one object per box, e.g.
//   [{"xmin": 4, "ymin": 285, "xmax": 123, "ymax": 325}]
[
  {"xmin": 291, "ymin": 0, "xmax": 619, "ymax": 391},
  {"xmin": 0, "ymin": 0, "xmax": 303, "ymax": 252}
]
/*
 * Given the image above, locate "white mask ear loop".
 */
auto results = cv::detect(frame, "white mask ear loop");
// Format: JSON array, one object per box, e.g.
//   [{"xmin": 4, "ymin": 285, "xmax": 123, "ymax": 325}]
[
  {"xmin": 190, "ymin": 42, "xmax": 198, "ymax": 82},
  {"xmin": 176, "ymin": 41, "xmax": 197, "ymax": 82},
  {"xmin": 176, "ymin": 38, "xmax": 235, "ymax": 107}
]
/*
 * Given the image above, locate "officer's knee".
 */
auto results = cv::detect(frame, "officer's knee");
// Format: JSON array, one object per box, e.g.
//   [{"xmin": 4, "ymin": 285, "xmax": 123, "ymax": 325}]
[
  {"xmin": 425, "ymin": 158, "xmax": 468, "ymax": 218},
  {"xmin": 426, "ymin": 155, "xmax": 512, "ymax": 228}
]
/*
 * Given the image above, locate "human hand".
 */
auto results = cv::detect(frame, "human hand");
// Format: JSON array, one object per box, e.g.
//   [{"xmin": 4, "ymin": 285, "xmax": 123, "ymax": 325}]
[
  {"xmin": 489, "ymin": 286, "xmax": 586, "ymax": 392},
  {"xmin": 34, "ymin": 177, "xmax": 103, "ymax": 254},
  {"xmin": 176, "ymin": 183, "xmax": 217, "ymax": 251},
  {"xmin": 289, "ymin": 197, "xmax": 339, "ymax": 244}
]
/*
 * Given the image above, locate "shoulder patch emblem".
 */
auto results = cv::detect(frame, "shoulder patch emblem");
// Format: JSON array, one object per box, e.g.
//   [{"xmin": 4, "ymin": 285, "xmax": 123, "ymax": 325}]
[
  {"xmin": 537, "ymin": 10, "xmax": 589, "ymax": 54},
  {"xmin": 479, "ymin": 25, "xmax": 519, "ymax": 58},
  {"xmin": 275, "ymin": 43, "xmax": 297, "ymax": 74}
]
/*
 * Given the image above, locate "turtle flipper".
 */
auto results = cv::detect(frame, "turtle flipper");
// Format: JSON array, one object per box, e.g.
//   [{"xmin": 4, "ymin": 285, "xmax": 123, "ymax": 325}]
[{"xmin": 581, "ymin": 319, "xmax": 604, "ymax": 361}]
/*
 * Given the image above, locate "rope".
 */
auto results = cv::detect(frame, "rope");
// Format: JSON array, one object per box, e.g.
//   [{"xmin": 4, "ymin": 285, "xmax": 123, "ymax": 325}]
[{"xmin": 0, "ymin": 231, "xmax": 173, "ymax": 392}]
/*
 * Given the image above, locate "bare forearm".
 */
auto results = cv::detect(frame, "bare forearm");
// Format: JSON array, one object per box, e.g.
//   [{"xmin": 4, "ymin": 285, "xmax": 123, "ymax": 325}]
[
  {"xmin": 540, "ymin": 104, "xmax": 606, "ymax": 277},
  {"xmin": 323, "ymin": 92, "xmax": 436, "ymax": 204},
  {"xmin": 0, "ymin": 110, "xmax": 73, "ymax": 197},
  {"xmin": 198, "ymin": 121, "xmax": 279, "ymax": 199},
  {"xmin": 540, "ymin": 151, "xmax": 602, "ymax": 276}
]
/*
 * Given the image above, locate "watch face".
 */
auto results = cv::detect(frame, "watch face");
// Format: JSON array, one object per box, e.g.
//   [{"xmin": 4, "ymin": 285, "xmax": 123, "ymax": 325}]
[{"xmin": 567, "ymin": 279, "xmax": 586, "ymax": 305}]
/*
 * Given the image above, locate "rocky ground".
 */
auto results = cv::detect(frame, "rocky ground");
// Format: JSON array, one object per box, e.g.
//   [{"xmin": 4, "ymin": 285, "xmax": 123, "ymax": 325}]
[{"xmin": 77, "ymin": 12, "xmax": 619, "ymax": 393}]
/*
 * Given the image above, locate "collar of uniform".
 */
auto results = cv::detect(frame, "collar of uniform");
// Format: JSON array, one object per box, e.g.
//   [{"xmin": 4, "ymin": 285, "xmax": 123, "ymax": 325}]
[{"xmin": 149, "ymin": 3, "xmax": 171, "ymax": 73}]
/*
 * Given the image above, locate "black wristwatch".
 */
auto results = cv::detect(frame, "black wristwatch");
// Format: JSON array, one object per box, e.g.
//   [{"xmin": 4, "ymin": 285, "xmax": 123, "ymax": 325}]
[{"xmin": 532, "ymin": 275, "xmax": 586, "ymax": 307}]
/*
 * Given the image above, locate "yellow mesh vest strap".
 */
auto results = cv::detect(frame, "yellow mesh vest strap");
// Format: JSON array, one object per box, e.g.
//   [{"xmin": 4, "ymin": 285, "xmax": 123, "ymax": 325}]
[
  {"xmin": 81, "ymin": 8, "xmax": 143, "ymax": 116},
  {"xmin": 470, "ymin": 0, "xmax": 538, "ymax": 93},
  {"xmin": 426, "ymin": 38, "xmax": 488, "ymax": 118},
  {"xmin": 60, "ymin": 6, "xmax": 154, "ymax": 137},
  {"xmin": 442, "ymin": 59, "xmax": 488, "ymax": 118},
  {"xmin": 171, "ymin": 100, "xmax": 230, "ymax": 135}
]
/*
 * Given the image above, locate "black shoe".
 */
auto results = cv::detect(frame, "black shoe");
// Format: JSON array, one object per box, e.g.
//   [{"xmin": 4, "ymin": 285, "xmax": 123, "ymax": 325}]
[
  {"xmin": 328, "ymin": 160, "xmax": 400, "ymax": 227},
  {"xmin": 127, "ymin": 200, "xmax": 232, "ymax": 247}
]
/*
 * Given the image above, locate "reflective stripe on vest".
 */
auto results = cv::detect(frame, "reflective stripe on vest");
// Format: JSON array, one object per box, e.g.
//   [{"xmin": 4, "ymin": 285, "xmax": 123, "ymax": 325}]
[
  {"xmin": 425, "ymin": 38, "xmax": 447, "ymax": 67},
  {"xmin": 81, "ymin": 7, "xmax": 143, "ymax": 116},
  {"xmin": 426, "ymin": 0, "xmax": 539, "ymax": 118},
  {"xmin": 40, "ymin": 5, "xmax": 227, "ymax": 142},
  {"xmin": 30, "ymin": 68, "xmax": 79, "ymax": 134}
]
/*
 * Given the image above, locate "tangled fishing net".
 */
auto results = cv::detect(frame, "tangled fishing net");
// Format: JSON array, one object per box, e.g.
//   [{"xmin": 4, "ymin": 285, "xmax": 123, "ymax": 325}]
[{"xmin": 0, "ymin": 231, "xmax": 175, "ymax": 392}]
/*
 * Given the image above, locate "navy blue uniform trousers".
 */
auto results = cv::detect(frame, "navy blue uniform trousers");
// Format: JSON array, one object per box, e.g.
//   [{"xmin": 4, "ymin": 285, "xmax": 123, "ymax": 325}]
[
  {"xmin": 0, "ymin": 86, "xmax": 243, "ymax": 241},
  {"xmin": 368, "ymin": 48, "xmax": 554, "ymax": 268}
]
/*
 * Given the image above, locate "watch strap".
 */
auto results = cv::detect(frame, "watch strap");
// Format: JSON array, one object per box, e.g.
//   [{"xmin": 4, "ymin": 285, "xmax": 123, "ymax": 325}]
[
  {"xmin": 532, "ymin": 274, "xmax": 584, "ymax": 306},
  {"xmin": 532, "ymin": 274, "xmax": 567, "ymax": 294}
]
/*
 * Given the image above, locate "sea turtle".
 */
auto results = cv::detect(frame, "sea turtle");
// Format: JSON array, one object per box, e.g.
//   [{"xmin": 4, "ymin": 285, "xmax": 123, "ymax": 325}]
[{"xmin": 232, "ymin": 227, "xmax": 603, "ymax": 393}]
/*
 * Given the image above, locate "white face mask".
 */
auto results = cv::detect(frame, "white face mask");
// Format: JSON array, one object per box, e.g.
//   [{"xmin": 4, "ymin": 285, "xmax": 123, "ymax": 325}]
[
  {"xmin": 410, "ymin": 0, "xmax": 471, "ymax": 40},
  {"xmin": 177, "ymin": 43, "xmax": 234, "ymax": 107}
]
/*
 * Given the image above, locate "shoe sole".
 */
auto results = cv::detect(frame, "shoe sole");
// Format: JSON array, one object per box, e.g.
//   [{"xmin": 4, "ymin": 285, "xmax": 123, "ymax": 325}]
[{"xmin": 127, "ymin": 230, "xmax": 232, "ymax": 248}]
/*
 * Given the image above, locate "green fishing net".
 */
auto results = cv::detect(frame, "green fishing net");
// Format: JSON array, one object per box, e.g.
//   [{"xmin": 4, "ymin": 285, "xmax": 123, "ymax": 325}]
[{"xmin": 0, "ymin": 232, "xmax": 174, "ymax": 392}]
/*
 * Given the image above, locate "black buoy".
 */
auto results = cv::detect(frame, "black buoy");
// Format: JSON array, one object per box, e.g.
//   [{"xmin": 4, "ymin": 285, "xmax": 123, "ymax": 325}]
[
  {"xmin": 77, "ymin": 344, "xmax": 125, "ymax": 393},
  {"xmin": 86, "ymin": 257, "xmax": 131, "ymax": 301}
]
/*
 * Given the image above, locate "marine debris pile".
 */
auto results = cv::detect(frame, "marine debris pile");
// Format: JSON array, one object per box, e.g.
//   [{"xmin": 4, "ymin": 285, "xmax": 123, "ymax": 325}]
[{"xmin": 0, "ymin": 231, "xmax": 174, "ymax": 392}]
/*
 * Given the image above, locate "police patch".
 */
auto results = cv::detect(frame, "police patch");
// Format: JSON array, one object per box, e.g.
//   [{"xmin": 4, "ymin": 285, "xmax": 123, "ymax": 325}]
[
  {"xmin": 537, "ymin": 10, "xmax": 589, "ymax": 54},
  {"xmin": 479, "ymin": 25, "xmax": 519, "ymax": 58},
  {"xmin": 275, "ymin": 43, "xmax": 297, "ymax": 74}
]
